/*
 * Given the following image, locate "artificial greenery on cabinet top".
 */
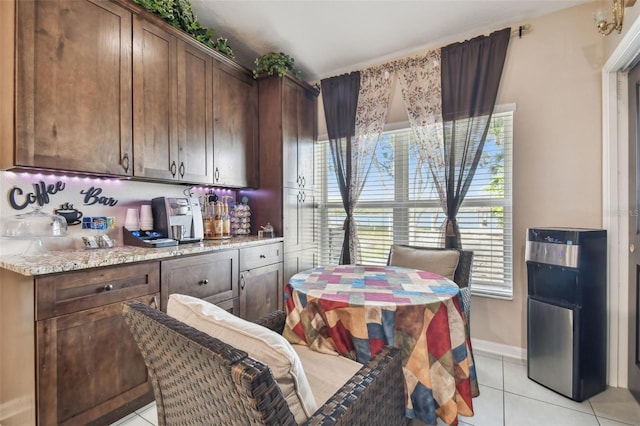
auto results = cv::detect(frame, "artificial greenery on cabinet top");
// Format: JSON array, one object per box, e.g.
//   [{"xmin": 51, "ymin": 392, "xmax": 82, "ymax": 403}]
[
  {"xmin": 253, "ymin": 52, "xmax": 302, "ymax": 80},
  {"xmin": 132, "ymin": 0, "xmax": 233, "ymax": 58}
]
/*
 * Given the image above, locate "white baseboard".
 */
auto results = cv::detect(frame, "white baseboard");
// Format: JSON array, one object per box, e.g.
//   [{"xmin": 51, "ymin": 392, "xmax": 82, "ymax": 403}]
[
  {"xmin": 0, "ymin": 395, "xmax": 34, "ymax": 423},
  {"xmin": 471, "ymin": 337, "xmax": 526, "ymax": 361}
]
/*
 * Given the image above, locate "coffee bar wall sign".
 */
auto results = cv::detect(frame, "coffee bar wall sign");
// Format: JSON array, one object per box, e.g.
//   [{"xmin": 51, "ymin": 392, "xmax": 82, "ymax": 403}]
[
  {"xmin": 0, "ymin": 171, "xmax": 203, "ymax": 255},
  {"xmin": 8, "ymin": 180, "xmax": 120, "ymax": 211}
]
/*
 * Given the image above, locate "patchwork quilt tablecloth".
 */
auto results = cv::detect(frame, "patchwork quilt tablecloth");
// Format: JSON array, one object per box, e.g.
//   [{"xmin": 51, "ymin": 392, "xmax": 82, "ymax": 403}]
[{"xmin": 283, "ymin": 265, "xmax": 479, "ymax": 426}]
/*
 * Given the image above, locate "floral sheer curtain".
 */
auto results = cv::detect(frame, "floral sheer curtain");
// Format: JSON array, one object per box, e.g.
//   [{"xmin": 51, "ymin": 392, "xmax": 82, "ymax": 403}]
[
  {"xmin": 397, "ymin": 49, "xmax": 447, "ymax": 240},
  {"xmin": 349, "ymin": 64, "xmax": 395, "ymax": 263}
]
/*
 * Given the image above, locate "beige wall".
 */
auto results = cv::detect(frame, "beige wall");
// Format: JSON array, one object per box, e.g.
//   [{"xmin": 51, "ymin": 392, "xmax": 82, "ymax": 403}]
[
  {"xmin": 319, "ymin": 3, "xmax": 605, "ymax": 351},
  {"xmin": 477, "ymin": 3, "xmax": 603, "ymax": 349}
]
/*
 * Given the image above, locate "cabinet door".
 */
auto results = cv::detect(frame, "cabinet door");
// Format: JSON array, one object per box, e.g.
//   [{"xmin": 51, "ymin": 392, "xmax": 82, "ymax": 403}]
[
  {"xmin": 284, "ymin": 188, "xmax": 316, "ymax": 253},
  {"xmin": 133, "ymin": 16, "xmax": 178, "ymax": 181},
  {"xmin": 161, "ymin": 250, "xmax": 239, "ymax": 311},
  {"xmin": 283, "ymin": 187, "xmax": 303, "ymax": 252},
  {"xmin": 36, "ymin": 294, "xmax": 157, "ymax": 426},
  {"xmin": 282, "ymin": 78, "xmax": 300, "ymax": 189},
  {"xmin": 16, "ymin": 0, "xmax": 133, "ymax": 175},
  {"xmin": 282, "ymin": 78, "xmax": 317, "ymax": 190},
  {"xmin": 240, "ymin": 262, "xmax": 283, "ymax": 322},
  {"xmin": 176, "ymin": 40, "xmax": 214, "ymax": 184},
  {"xmin": 213, "ymin": 62, "xmax": 258, "ymax": 188},
  {"xmin": 298, "ymin": 85, "xmax": 317, "ymax": 191}
]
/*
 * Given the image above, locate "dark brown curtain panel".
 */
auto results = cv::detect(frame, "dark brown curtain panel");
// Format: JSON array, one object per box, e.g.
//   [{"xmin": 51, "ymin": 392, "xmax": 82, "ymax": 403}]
[
  {"xmin": 321, "ymin": 71, "xmax": 360, "ymax": 264},
  {"xmin": 440, "ymin": 28, "xmax": 510, "ymax": 248}
]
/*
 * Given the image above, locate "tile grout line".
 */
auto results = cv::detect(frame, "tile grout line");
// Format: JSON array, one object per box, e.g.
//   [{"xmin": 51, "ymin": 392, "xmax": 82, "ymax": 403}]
[{"xmin": 502, "ymin": 355, "xmax": 506, "ymax": 426}]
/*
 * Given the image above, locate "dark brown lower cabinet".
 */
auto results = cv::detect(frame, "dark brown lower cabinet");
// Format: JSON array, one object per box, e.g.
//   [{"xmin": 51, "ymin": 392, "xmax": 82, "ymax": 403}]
[
  {"xmin": 240, "ymin": 262, "xmax": 284, "ymax": 322},
  {"xmin": 239, "ymin": 242, "xmax": 284, "ymax": 322},
  {"xmin": 160, "ymin": 249, "xmax": 239, "ymax": 314},
  {"xmin": 36, "ymin": 295, "xmax": 157, "ymax": 426},
  {"xmin": 34, "ymin": 262, "xmax": 160, "ymax": 426},
  {"xmin": 2, "ymin": 242, "xmax": 282, "ymax": 425}
]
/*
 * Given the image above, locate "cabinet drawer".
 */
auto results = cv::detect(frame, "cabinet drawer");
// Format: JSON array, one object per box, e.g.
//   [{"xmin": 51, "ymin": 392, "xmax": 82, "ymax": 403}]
[
  {"xmin": 161, "ymin": 250, "xmax": 238, "ymax": 311},
  {"xmin": 240, "ymin": 242, "xmax": 283, "ymax": 270},
  {"xmin": 36, "ymin": 262, "xmax": 160, "ymax": 320}
]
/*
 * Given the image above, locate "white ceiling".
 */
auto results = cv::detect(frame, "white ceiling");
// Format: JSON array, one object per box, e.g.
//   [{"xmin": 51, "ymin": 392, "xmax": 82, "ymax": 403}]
[{"xmin": 189, "ymin": 0, "xmax": 593, "ymax": 81}]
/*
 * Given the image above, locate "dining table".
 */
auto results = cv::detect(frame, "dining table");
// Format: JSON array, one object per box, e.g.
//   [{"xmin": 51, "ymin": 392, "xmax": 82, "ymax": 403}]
[{"xmin": 283, "ymin": 264, "xmax": 479, "ymax": 426}]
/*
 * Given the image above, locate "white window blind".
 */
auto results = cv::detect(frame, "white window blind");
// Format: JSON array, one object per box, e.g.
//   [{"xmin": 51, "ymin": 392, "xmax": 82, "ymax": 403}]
[{"xmin": 315, "ymin": 107, "xmax": 514, "ymax": 298}]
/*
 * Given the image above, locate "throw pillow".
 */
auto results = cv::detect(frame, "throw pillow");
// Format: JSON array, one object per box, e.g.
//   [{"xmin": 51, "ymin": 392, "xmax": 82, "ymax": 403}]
[{"xmin": 167, "ymin": 294, "xmax": 317, "ymax": 424}]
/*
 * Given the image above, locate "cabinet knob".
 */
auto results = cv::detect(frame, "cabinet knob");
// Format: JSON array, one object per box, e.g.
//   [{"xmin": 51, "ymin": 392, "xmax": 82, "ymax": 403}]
[
  {"xmin": 104, "ymin": 284, "xmax": 114, "ymax": 292},
  {"xmin": 199, "ymin": 279, "xmax": 209, "ymax": 286}
]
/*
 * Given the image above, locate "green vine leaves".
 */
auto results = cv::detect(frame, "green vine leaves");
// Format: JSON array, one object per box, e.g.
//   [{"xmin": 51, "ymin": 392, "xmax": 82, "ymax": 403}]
[
  {"xmin": 253, "ymin": 52, "xmax": 302, "ymax": 80},
  {"xmin": 133, "ymin": 0, "xmax": 234, "ymax": 58}
]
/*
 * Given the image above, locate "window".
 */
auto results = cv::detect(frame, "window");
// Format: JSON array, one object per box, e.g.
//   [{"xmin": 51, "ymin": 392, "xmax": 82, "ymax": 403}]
[{"xmin": 315, "ymin": 106, "xmax": 514, "ymax": 298}]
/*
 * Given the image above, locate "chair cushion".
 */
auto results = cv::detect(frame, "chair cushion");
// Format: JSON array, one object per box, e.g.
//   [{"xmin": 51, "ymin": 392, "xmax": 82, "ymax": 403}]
[
  {"xmin": 167, "ymin": 294, "xmax": 317, "ymax": 424},
  {"xmin": 389, "ymin": 245, "xmax": 460, "ymax": 281},
  {"xmin": 292, "ymin": 345, "xmax": 362, "ymax": 408}
]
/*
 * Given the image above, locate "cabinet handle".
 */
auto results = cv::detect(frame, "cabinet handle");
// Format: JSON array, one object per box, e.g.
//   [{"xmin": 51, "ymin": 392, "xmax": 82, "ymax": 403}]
[
  {"xmin": 179, "ymin": 162, "xmax": 185, "ymax": 178},
  {"xmin": 199, "ymin": 279, "xmax": 209, "ymax": 286},
  {"xmin": 121, "ymin": 153, "xmax": 130, "ymax": 174},
  {"xmin": 297, "ymin": 191, "xmax": 302, "ymax": 203},
  {"xmin": 297, "ymin": 175, "xmax": 302, "ymax": 187},
  {"xmin": 214, "ymin": 167, "xmax": 220, "ymax": 182},
  {"xmin": 170, "ymin": 161, "xmax": 177, "ymax": 177},
  {"xmin": 301, "ymin": 176, "xmax": 306, "ymax": 188},
  {"xmin": 104, "ymin": 284, "xmax": 114, "ymax": 292},
  {"xmin": 260, "ymin": 254, "xmax": 266, "ymax": 259},
  {"xmin": 240, "ymin": 273, "xmax": 246, "ymax": 290},
  {"xmin": 301, "ymin": 191, "xmax": 306, "ymax": 203},
  {"xmin": 151, "ymin": 296, "xmax": 159, "ymax": 310}
]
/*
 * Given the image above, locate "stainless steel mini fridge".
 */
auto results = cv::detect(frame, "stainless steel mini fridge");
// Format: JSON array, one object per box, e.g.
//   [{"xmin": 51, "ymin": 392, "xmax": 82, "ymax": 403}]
[{"xmin": 525, "ymin": 228, "xmax": 607, "ymax": 402}]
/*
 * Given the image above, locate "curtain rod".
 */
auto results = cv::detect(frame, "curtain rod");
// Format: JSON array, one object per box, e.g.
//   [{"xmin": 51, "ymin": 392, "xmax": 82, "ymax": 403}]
[{"xmin": 512, "ymin": 24, "xmax": 531, "ymax": 38}]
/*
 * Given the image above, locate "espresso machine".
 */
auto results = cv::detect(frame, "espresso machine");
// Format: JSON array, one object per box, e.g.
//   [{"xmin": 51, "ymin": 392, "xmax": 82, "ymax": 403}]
[{"xmin": 152, "ymin": 197, "xmax": 204, "ymax": 243}]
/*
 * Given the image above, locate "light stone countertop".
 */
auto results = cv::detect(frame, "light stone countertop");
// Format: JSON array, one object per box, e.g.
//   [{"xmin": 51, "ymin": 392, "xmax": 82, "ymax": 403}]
[{"xmin": 0, "ymin": 236, "xmax": 284, "ymax": 276}]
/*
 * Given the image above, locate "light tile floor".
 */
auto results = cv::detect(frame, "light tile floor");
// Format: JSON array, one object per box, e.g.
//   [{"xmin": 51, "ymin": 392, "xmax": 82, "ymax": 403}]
[{"xmin": 111, "ymin": 350, "xmax": 640, "ymax": 426}]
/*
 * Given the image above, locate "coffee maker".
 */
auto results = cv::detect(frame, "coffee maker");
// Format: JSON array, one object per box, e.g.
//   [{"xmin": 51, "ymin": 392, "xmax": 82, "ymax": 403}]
[{"xmin": 152, "ymin": 197, "xmax": 204, "ymax": 243}]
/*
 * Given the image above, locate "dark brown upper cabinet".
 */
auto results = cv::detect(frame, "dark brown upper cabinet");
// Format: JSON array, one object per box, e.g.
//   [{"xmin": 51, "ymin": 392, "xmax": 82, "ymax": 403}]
[
  {"xmin": 213, "ymin": 62, "xmax": 259, "ymax": 188},
  {"xmin": 14, "ymin": 0, "xmax": 133, "ymax": 176},
  {"xmin": 132, "ymin": 17, "xmax": 214, "ymax": 185},
  {"xmin": 7, "ymin": 0, "xmax": 257, "ymax": 187}
]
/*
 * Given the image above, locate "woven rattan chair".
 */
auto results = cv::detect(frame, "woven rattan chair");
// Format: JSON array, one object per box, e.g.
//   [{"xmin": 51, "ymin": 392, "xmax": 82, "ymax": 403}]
[
  {"xmin": 387, "ymin": 244, "xmax": 474, "ymax": 319},
  {"xmin": 122, "ymin": 301, "xmax": 407, "ymax": 425}
]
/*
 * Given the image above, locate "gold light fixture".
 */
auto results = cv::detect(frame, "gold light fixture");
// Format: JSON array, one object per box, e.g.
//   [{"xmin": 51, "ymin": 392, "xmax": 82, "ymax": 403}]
[{"xmin": 594, "ymin": 0, "xmax": 637, "ymax": 35}]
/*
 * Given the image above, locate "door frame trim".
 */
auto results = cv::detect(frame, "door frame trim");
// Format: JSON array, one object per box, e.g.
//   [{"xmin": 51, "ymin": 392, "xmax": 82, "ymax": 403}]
[{"xmin": 603, "ymin": 16, "xmax": 640, "ymax": 387}]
